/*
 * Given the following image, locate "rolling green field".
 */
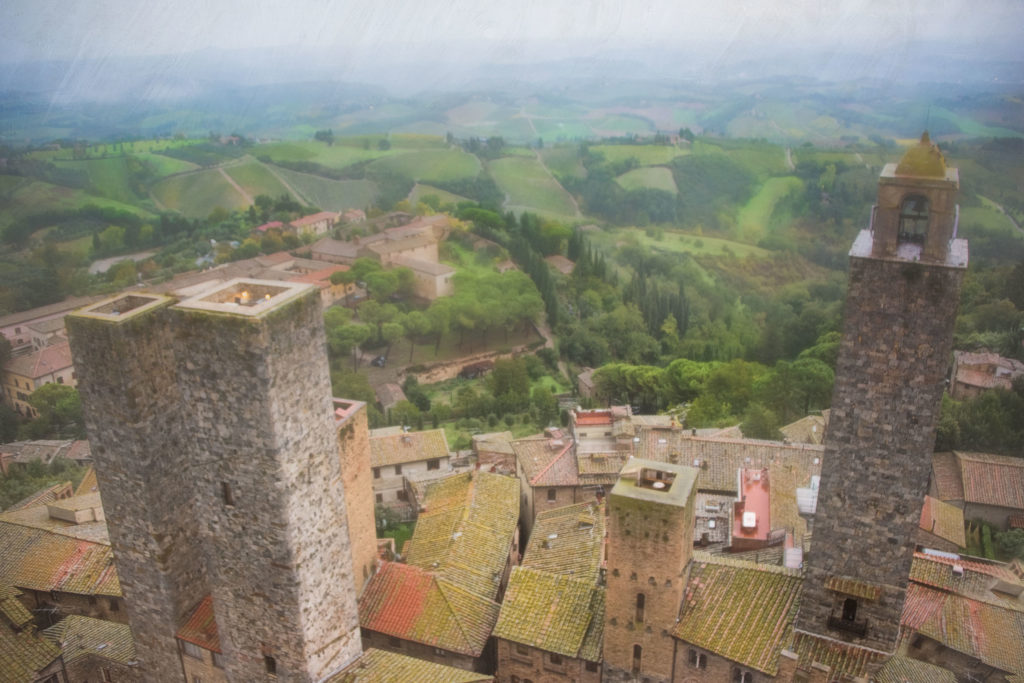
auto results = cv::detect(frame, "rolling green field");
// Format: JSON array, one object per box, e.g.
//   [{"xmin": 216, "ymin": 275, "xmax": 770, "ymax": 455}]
[
  {"xmin": 223, "ymin": 159, "xmax": 291, "ymax": 199},
  {"xmin": 593, "ymin": 226, "xmax": 772, "ymax": 260},
  {"xmin": 53, "ymin": 157, "xmax": 141, "ymax": 204},
  {"xmin": 256, "ymin": 141, "xmax": 392, "ymax": 167},
  {"xmin": 540, "ymin": 147, "xmax": 586, "ymax": 179},
  {"xmin": 134, "ymin": 152, "xmax": 199, "ymax": 176},
  {"xmin": 408, "ymin": 183, "xmax": 468, "ymax": 207},
  {"xmin": 488, "ymin": 155, "xmax": 579, "ymax": 219},
  {"xmin": 590, "ymin": 144, "xmax": 687, "ymax": 166},
  {"xmin": 615, "ymin": 167, "xmax": 678, "ymax": 194},
  {"xmin": 0, "ymin": 178, "xmax": 155, "ymax": 231},
  {"xmin": 366, "ymin": 149, "xmax": 481, "ymax": 183},
  {"xmin": 271, "ymin": 166, "xmax": 377, "ymax": 212},
  {"xmin": 737, "ymin": 176, "xmax": 804, "ymax": 242},
  {"xmin": 151, "ymin": 169, "xmax": 248, "ymax": 218}
]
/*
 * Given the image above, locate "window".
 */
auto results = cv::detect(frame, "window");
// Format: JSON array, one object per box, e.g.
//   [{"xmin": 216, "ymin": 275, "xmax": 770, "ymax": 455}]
[
  {"xmin": 635, "ymin": 593, "xmax": 645, "ymax": 622},
  {"xmin": 549, "ymin": 653, "xmax": 563, "ymax": 666},
  {"xmin": 427, "ymin": 459, "xmax": 439, "ymax": 470},
  {"xmin": 109, "ymin": 598, "xmax": 119, "ymax": 612},
  {"xmin": 212, "ymin": 651, "xmax": 224, "ymax": 668},
  {"xmin": 394, "ymin": 465, "xmax": 402, "ymax": 475},
  {"xmin": 547, "ymin": 489, "xmax": 557, "ymax": 502},
  {"xmin": 898, "ymin": 194, "xmax": 929, "ymax": 244},
  {"xmin": 191, "ymin": 676, "xmax": 202, "ymax": 683},
  {"xmin": 375, "ymin": 493, "xmax": 383, "ymax": 503},
  {"xmin": 264, "ymin": 655, "xmax": 277, "ymax": 675},
  {"xmin": 102, "ymin": 669, "xmax": 113, "ymax": 682},
  {"xmin": 389, "ymin": 636, "xmax": 402, "ymax": 648},
  {"xmin": 433, "ymin": 647, "xmax": 447, "ymax": 656},
  {"xmin": 396, "ymin": 490, "xmax": 408, "ymax": 502},
  {"xmin": 842, "ymin": 598, "xmax": 858, "ymax": 622},
  {"xmin": 373, "ymin": 467, "xmax": 381, "ymax": 479},
  {"xmin": 515, "ymin": 643, "xmax": 530, "ymax": 657},
  {"xmin": 689, "ymin": 649, "xmax": 698, "ymax": 666},
  {"xmin": 632, "ymin": 644, "xmax": 642, "ymax": 673},
  {"xmin": 57, "ymin": 376, "xmax": 64, "ymax": 384},
  {"xmin": 181, "ymin": 640, "xmax": 203, "ymax": 660},
  {"xmin": 586, "ymin": 661, "xmax": 599, "ymax": 672},
  {"xmin": 221, "ymin": 482, "xmax": 235, "ymax": 507},
  {"xmin": 732, "ymin": 668, "xmax": 753, "ymax": 683}
]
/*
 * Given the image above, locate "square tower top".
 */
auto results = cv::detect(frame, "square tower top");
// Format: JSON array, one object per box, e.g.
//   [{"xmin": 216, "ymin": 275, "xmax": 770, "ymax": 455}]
[
  {"xmin": 610, "ymin": 457, "xmax": 697, "ymax": 507},
  {"xmin": 173, "ymin": 278, "xmax": 317, "ymax": 318}
]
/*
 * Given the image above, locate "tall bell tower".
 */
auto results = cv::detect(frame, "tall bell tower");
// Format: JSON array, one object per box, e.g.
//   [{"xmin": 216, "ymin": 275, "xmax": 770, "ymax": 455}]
[{"xmin": 795, "ymin": 133, "xmax": 968, "ymax": 653}]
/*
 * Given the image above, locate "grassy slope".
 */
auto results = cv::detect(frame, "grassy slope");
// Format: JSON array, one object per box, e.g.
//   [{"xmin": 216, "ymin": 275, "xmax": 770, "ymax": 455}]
[
  {"xmin": 408, "ymin": 183, "xmax": 468, "ymax": 206},
  {"xmin": 737, "ymin": 176, "xmax": 803, "ymax": 242},
  {"xmin": 0, "ymin": 177, "xmax": 156, "ymax": 232},
  {"xmin": 615, "ymin": 167, "xmax": 678, "ymax": 194},
  {"xmin": 271, "ymin": 166, "xmax": 377, "ymax": 212},
  {"xmin": 151, "ymin": 169, "xmax": 248, "ymax": 218},
  {"xmin": 52, "ymin": 157, "xmax": 140, "ymax": 204},
  {"xmin": 590, "ymin": 144, "xmax": 687, "ymax": 166},
  {"xmin": 540, "ymin": 147, "xmax": 586, "ymax": 180},
  {"xmin": 223, "ymin": 159, "xmax": 290, "ymax": 198},
  {"xmin": 488, "ymin": 155, "xmax": 578, "ymax": 219},
  {"xmin": 366, "ymin": 149, "xmax": 481, "ymax": 183}
]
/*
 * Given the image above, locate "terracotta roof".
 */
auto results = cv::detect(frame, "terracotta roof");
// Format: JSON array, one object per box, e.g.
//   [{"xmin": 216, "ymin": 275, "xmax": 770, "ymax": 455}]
[
  {"xmin": 931, "ymin": 452, "xmax": 964, "ymax": 501},
  {"xmin": 369, "ymin": 429, "xmax": 448, "ymax": 468},
  {"xmin": 0, "ymin": 520, "xmax": 119, "ymax": 596},
  {"xmin": 75, "ymin": 467, "xmax": 98, "ymax": 497},
  {"xmin": 910, "ymin": 551, "xmax": 1024, "ymax": 612},
  {"xmin": 0, "ymin": 499, "xmax": 109, "ymax": 544},
  {"xmin": 0, "ymin": 585, "xmax": 61, "ymax": 683},
  {"xmin": 327, "ymin": 648, "xmax": 493, "ymax": 682},
  {"xmin": 404, "ymin": 471, "xmax": 519, "ymax": 601},
  {"xmin": 374, "ymin": 383, "xmax": 407, "ymax": 410},
  {"xmin": 176, "ymin": 595, "xmax": 220, "ymax": 652},
  {"xmin": 955, "ymin": 451, "xmax": 1024, "ymax": 510},
  {"xmin": 521, "ymin": 502, "xmax": 604, "ymax": 583},
  {"xmin": 3, "ymin": 340, "xmax": 73, "ymax": 379},
  {"xmin": 43, "ymin": 614, "xmax": 136, "ymax": 666},
  {"xmin": 472, "ymin": 431, "xmax": 515, "ymax": 455},
  {"xmin": 919, "ymin": 495, "xmax": 966, "ymax": 547},
  {"xmin": 366, "ymin": 233, "xmax": 436, "ymax": 255},
  {"xmin": 494, "ymin": 568, "xmax": 604, "ymax": 660},
  {"xmin": 0, "ymin": 294, "xmax": 106, "ymax": 329},
  {"xmin": 3, "ymin": 481, "xmax": 73, "ymax": 512},
  {"xmin": 255, "ymin": 221, "xmax": 283, "ymax": 232},
  {"xmin": 358, "ymin": 562, "xmax": 500, "ymax": 657},
  {"xmin": 544, "ymin": 254, "xmax": 575, "ymax": 275},
  {"xmin": 291, "ymin": 211, "xmax": 339, "ymax": 227},
  {"xmin": 875, "ymin": 654, "xmax": 957, "ymax": 683},
  {"xmin": 392, "ymin": 255, "xmax": 456, "ymax": 277},
  {"xmin": 673, "ymin": 553, "xmax": 801, "ymax": 675},
  {"xmin": 790, "ymin": 631, "xmax": 886, "ymax": 679},
  {"xmin": 512, "ymin": 436, "xmax": 578, "ymax": 488},
  {"xmin": 574, "ymin": 411, "xmax": 612, "ymax": 426},
  {"xmin": 778, "ymin": 414, "xmax": 826, "ymax": 445},
  {"xmin": 902, "ymin": 582, "xmax": 1024, "ymax": 675},
  {"xmin": 311, "ymin": 237, "xmax": 360, "ymax": 260}
]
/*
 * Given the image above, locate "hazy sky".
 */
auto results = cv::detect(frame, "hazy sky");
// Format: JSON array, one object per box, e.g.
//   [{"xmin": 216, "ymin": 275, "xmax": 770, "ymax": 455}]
[{"xmin": 4, "ymin": 0, "xmax": 1022, "ymax": 66}]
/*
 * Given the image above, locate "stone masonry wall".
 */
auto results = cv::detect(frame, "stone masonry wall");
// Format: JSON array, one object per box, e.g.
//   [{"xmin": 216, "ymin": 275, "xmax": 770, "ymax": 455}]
[
  {"xmin": 796, "ymin": 255, "xmax": 965, "ymax": 653},
  {"xmin": 337, "ymin": 404, "xmax": 378, "ymax": 595}
]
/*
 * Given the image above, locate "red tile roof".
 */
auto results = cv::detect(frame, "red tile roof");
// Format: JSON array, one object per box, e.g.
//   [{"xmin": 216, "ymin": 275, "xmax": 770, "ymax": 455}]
[
  {"xmin": 176, "ymin": 595, "xmax": 220, "ymax": 652},
  {"xmin": 512, "ymin": 437, "xmax": 578, "ymax": 488},
  {"xmin": 255, "ymin": 221, "xmax": 283, "ymax": 232},
  {"xmin": 574, "ymin": 412, "xmax": 612, "ymax": 426},
  {"xmin": 956, "ymin": 451, "xmax": 1024, "ymax": 510},
  {"xmin": 919, "ymin": 495, "xmax": 966, "ymax": 547},
  {"xmin": 0, "ymin": 520, "xmax": 119, "ymax": 596},
  {"xmin": 291, "ymin": 211, "xmax": 339, "ymax": 227},
  {"xmin": 931, "ymin": 452, "xmax": 964, "ymax": 501},
  {"xmin": 3, "ymin": 340, "xmax": 73, "ymax": 380},
  {"xmin": 358, "ymin": 562, "xmax": 500, "ymax": 657}
]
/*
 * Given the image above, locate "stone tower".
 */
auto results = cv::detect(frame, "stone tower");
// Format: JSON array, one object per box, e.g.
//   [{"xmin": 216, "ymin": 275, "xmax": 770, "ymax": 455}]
[
  {"xmin": 67, "ymin": 280, "xmax": 363, "ymax": 681},
  {"xmin": 796, "ymin": 134, "xmax": 968, "ymax": 653},
  {"xmin": 603, "ymin": 457, "xmax": 697, "ymax": 683}
]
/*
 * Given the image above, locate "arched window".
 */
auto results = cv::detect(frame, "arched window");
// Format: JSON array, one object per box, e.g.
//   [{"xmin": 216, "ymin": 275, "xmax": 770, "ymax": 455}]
[
  {"xmin": 842, "ymin": 598, "xmax": 858, "ymax": 622},
  {"xmin": 898, "ymin": 194, "xmax": 929, "ymax": 244},
  {"xmin": 632, "ymin": 644, "xmax": 642, "ymax": 673}
]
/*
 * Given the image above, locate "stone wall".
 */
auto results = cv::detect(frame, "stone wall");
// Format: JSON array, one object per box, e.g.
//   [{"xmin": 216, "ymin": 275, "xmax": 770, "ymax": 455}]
[
  {"xmin": 796, "ymin": 254, "xmax": 965, "ymax": 653},
  {"xmin": 495, "ymin": 638, "xmax": 601, "ymax": 683},
  {"xmin": 336, "ymin": 403, "xmax": 378, "ymax": 594},
  {"xmin": 672, "ymin": 644, "xmax": 772, "ymax": 683},
  {"xmin": 360, "ymin": 628, "xmax": 485, "ymax": 673},
  {"xmin": 19, "ymin": 589, "xmax": 128, "ymax": 628}
]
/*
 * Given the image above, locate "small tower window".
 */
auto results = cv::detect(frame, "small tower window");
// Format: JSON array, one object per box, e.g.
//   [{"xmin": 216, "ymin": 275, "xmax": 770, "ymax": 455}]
[
  {"xmin": 842, "ymin": 598, "xmax": 858, "ymax": 622},
  {"xmin": 264, "ymin": 655, "xmax": 277, "ymax": 675},
  {"xmin": 635, "ymin": 593, "xmax": 645, "ymax": 622},
  {"xmin": 898, "ymin": 194, "xmax": 929, "ymax": 244},
  {"xmin": 221, "ymin": 482, "xmax": 235, "ymax": 507},
  {"xmin": 632, "ymin": 644, "xmax": 643, "ymax": 673}
]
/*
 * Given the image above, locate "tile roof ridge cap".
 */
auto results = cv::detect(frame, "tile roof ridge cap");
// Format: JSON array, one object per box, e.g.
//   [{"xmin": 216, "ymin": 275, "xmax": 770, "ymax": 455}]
[
  {"xmin": 435, "ymin": 579, "xmax": 475, "ymax": 651},
  {"xmin": 529, "ymin": 438, "xmax": 575, "ymax": 486}
]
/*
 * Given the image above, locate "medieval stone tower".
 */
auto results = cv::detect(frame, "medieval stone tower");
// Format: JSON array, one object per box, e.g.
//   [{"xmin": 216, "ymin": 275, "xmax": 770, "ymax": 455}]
[
  {"xmin": 796, "ymin": 134, "xmax": 968, "ymax": 653},
  {"xmin": 603, "ymin": 457, "xmax": 697, "ymax": 682},
  {"xmin": 67, "ymin": 280, "xmax": 363, "ymax": 681}
]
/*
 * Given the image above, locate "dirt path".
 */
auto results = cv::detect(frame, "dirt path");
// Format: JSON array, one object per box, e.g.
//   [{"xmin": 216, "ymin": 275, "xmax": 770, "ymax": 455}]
[
  {"xmin": 533, "ymin": 150, "xmax": 582, "ymax": 218},
  {"xmin": 533, "ymin": 315, "xmax": 569, "ymax": 381},
  {"xmin": 218, "ymin": 167, "xmax": 253, "ymax": 205},
  {"xmin": 985, "ymin": 196, "xmax": 1024, "ymax": 236},
  {"xmin": 784, "ymin": 147, "xmax": 794, "ymax": 171},
  {"xmin": 260, "ymin": 160, "xmax": 312, "ymax": 205}
]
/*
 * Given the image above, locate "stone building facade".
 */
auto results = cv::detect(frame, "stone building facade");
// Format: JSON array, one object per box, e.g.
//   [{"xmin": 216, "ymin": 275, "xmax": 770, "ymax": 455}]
[
  {"xmin": 67, "ymin": 280, "xmax": 363, "ymax": 682},
  {"xmin": 335, "ymin": 399, "xmax": 378, "ymax": 594},
  {"xmin": 795, "ymin": 134, "xmax": 968, "ymax": 654},
  {"xmin": 603, "ymin": 458, "xmax": 697, "ymax": 683}
]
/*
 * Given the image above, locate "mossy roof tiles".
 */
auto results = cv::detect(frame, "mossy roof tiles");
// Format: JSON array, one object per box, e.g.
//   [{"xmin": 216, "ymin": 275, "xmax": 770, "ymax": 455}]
[
  {"xmin": 3, "ymin": 481, "xmax": 73, "ymax": 513},
  {"xmin": 874, "ymin": 654, "xmax": 957, "ymax": 683},
  {"xmin": 910, "ymin": 552, "xmax": 1024, "ymax": 612},
  {"xmin": 919, "ymin": 495, "xmax": 966, "ymax": 547},
  {"xmin": 0, "ymin": 520, "xmax": 119, "ymax": 596},
  {"xmin": 74, "ymin": 467, "xmax": 99, "ymax": 497},
  {"xmin": 513, "ymin": 436, "xmax": 577, "ymax": 487},
  {"xmin": 823, "ymin": 575, "xmax": 883, "ymax": 601},
  {"xmin": 369, "ymin": 429, "xmax": 449, "ymax": 468},
  {"xmin": 521, "ymin": 502, "xmax": 604, "ymax": 583},
  {"xmin": 790, "ymin": 631, "xmax": 886, "ymax": 679},
  {"xmin": 494, "ymin": 567, "xmax": 603, "ymax": 659},
  {"xmin": 327, "ymin": 647, "xmax": 493, "ymax": 682},
  {"xmin": 43, "ymin": 614, "xmax": 136, "ymax": 666},
  {"xmin": 0, "ymin": 503, "xmax": 110, "ymax": 544},
  {"xmin": 0, "ymin": 587, "xmax": 60, "ymax": 683},
  {"xmin": 672, "ymin": 553, "xmax": 802, "ymax": 675},
  {"xmin": 358, "ymin": 562, "xmax": 500, "ymax": 657},
  {"xmin": 176, "ymin": 595, "xmax": 221, "ymax": 652}
]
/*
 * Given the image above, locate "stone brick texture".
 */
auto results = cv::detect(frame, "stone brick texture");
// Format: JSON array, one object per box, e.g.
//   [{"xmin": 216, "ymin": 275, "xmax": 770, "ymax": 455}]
[
  {"xmin": 496, "ymin": 638, "xmax": 601, "ymax": 683},
  {"xmin": 68, "ymin": 289, "xmax": 363, "ymax": 681},
  {"xmin": 672, "ymin": 645, "xmax": 771, "ymax": 683},
  {"xmin": 337, "ymin": 405, "xmax": 378, "ymax": 595},
  {"xmin": 797, "ymin": 254, "xmax": 965, "ymax": 653},
  {"xmin": 603, "ymin": 487, "xmax": 695, "ymax": 681}
]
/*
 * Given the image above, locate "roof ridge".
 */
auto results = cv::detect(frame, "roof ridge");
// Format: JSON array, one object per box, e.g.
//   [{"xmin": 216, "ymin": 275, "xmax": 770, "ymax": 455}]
[
  {"xmin": 435, "ymin": 579, "xmax": 474, "ymax": 651},
  {"xmin": 529, "ymin": 439, "xmax": 575, "ymax": 486}
]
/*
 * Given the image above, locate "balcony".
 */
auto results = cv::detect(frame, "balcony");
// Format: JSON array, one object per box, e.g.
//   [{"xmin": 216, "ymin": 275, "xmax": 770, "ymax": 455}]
[{"xmin": 828, "ymin": 613, "xmax": 868, "ymax": 638}]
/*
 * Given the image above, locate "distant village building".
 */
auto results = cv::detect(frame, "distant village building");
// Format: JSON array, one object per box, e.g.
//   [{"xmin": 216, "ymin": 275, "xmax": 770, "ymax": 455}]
[
  {"xmin": 930, "ymin": 451, "xmax": 1024, "ymax": 529},
  {"xmin": 916, "ymin": 494, "xmax": 966, "ymax": 553},
  {"xmin": 328, "ymin": 648, "xmax": 494, "ymax": 682},
  {"xmin": 544, "ymin": 254, "xmax": 575, "ymax": 276},
  {"xmin": 369, "ymin": 428, "xmax": 452, "ymax": 518},
  {"xmin": 0, "ymin": 584, "xmax": 65, "ymax": 681},
  {"xmin": 1, "ymin": 340, "xmax": 76, "ymax": 417},
  {"xmin": 949, "ymin": 350, "xmax": 1024, "ymax": 399},
  {"xmin": 290, "ymin": 210, "xmax": 340, "ymax": 236},
  {"xmin": 0, "ymin": 439, "xmax": 91, "ymax": 475},
  {"xmin": 472, "ymin": 431, "xmax": 515, "ymax": 474},
  {"xmin": 44, "ymin": 614, "xmax": 137, "ymax": 682},
  {"xmin": 0, "ymin": 294, "xmax": 105, "ymax": 356}
]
